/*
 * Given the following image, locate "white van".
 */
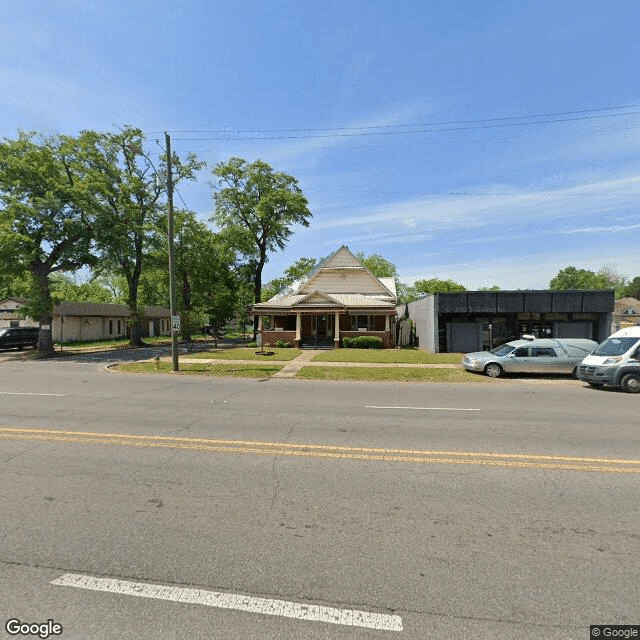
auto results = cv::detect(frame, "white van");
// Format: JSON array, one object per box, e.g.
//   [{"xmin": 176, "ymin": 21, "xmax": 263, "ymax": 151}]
[{"xmin": 576, "ymin": 326, "xmax": 640, "ymax": 393}]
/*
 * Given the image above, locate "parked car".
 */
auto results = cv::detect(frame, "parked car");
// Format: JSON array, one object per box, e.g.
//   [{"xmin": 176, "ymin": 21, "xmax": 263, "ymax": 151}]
[
  {"xmin": 0, "ymin": 326, "xmax": 40, "ymax": 351},
  {"xmin": 576, "ymin": 327, "xmax": 640, "ymax": 393},
  {"xmin": 461, "ymin": 336, "xmax": 598, "ymax": 378}
]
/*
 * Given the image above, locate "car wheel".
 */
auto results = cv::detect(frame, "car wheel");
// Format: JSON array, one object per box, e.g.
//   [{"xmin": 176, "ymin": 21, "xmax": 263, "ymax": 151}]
[
  {"xmin": 484, "ymin": 363, "xmax": 503, "ymax": 378},
  {"xmin": 620, "ymin": 373, "xmax": 640, "ymax": 394}
]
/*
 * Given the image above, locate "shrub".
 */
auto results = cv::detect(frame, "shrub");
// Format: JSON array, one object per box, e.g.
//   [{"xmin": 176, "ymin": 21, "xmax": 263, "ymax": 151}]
[
  {"xmin": 343, "ymin": 336, "xmax": 383, "ymax": 349},
  {"xmin": 275, "ymin": 339, "xmax": 291, "ymax": 348},
  {"xmin": 246, "ymin": 341, "xmax": 257, "ymax": 347}
]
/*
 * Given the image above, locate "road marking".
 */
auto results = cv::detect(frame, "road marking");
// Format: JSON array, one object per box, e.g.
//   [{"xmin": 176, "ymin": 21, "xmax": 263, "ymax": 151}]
[
  {"xmin": 0, "ymin": 391, "xmax": 66, "ymax": 397},
  {"xmin": 1, "ymin": 427, "xmax": 639, "ymax": 474},
  {"xmin": 365, "ymin": 405, "xmax": 481, "ymax": 411},
  {"xmin": 51, "ymin": 573, "xmax": 403, "ymax": 631}
]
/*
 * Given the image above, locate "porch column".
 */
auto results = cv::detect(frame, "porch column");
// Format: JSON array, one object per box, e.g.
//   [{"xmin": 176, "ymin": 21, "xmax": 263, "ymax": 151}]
[
  {"xmin": 295, "ymin": 312, "xmax": 301, "ymax": 348},
  {"xmin": 257, "ymin": 314, "xmax": 262, "ymax": 346},
  {"xmin": 386, "ymin": 314, "xmax": 391, "ymax": 348},
  {"xmin": 334, "ymin": 311, "xmax": 340, "ymax": 347}
]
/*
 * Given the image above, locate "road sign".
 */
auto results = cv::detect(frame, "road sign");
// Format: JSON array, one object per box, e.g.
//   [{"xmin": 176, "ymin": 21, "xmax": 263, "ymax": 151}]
[{"xmin": 172, "ymin": 316, "xmax": 181, "ymax": 332}]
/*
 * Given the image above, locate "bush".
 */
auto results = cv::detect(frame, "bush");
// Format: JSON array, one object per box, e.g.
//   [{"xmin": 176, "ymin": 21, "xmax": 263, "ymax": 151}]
[
  {"xmin": 342, "ymin": 336, "xmax": 383, "ymax": 349},
  {"xmin": 246, "ymin": 341, "xmax": 257, "ymax": 347},
  {"xmin": 275, "ymin": 339, "xmax": 291, "ymax": 348}
]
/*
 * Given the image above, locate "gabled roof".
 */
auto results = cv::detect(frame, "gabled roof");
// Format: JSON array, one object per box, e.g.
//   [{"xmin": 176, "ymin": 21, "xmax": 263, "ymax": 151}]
[{"xmin": 256, "ymin": 246, "xmax": 397, "ymax": 311}]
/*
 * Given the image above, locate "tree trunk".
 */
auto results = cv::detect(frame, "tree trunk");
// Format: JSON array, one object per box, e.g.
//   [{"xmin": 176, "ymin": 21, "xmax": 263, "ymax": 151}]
[
  {"xmin": 127, "ymin": 265, "xmax": 145, "ymax": 347},
  {"xmin": 253, "ymin": 249, "xmax": 266, "ymax": 339},
  {"xmin": 33, "ymin": 265, "xmax": 55, "ymax": 356}
]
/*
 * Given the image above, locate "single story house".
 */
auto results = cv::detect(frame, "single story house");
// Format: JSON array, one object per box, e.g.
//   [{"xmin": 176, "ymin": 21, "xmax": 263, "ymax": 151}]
[
  {"xmin": 252, "ymin": 246, "xmax": 398, "ymax": 348},
  {"xmin": 398, "ymin": 290, "xmax": 614, "ymax": 353},
  {"xmin": 0, "ymin": 298, "xmax": 37, "ymax": 328},
  {"xmin": 0, "ymin": 298, "xmax": 171, "ymax": 342}
]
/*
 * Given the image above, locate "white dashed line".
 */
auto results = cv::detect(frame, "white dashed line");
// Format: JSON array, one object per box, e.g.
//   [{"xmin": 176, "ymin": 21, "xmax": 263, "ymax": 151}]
[
  {"xmin": 0, "ymin": 391, "xmax": 66, "ymax": 397},
  {"xmin": 51, "ymin": 573, "xmax": 403, "ymax": 632},
  {"xmin": 365, "ymin": 405, "xmax": 480, "ymax": 411}
]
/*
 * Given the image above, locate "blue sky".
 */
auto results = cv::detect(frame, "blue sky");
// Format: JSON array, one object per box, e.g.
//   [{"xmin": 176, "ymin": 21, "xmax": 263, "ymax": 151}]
[{"xmin": 2, "ymin": 1, "xmax": 639, "ymax": 290}]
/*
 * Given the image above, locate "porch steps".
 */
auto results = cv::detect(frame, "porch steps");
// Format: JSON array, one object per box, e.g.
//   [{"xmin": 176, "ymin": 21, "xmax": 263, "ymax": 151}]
[{"xmin": 300, "ymin": 336, "xmax": 334, "ymax": 350}]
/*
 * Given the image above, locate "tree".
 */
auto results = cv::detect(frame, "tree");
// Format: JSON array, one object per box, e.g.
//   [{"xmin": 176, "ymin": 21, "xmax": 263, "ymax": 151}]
[
  {"xmin": 622, "ymin": 276, "xmax": 640, "ymax": 300},
  {"xmin": 355, "ymin": 252, "xmax": 398, "ymax": 278},
  {"xmin": 413, "ymin": 278, "xmax": 467, "ymax": 294},
  {"xmin": 49, "ymin": 273, "xmax": 115, "ymax": 303},
  {"xmin": 211, "ymin": 157, "xmax": 311, "ymax": 336},
  {"xmin": 549, "ymin": 266, "xmax": 611, "ymax": 291},
  {"xmin": 90, "ymin": 127, "xmax": 203, "ymax": 346},
  {"xmin": 154, "ymin": 210, "xmax": 238, "ymax": 340},
  {"xmin": 262, "ymin": 256, "xmax": 318, "ymax": 300},
  {"xmin": 0, "ymin": 131, "xmax": 100, "ymax": 354}
]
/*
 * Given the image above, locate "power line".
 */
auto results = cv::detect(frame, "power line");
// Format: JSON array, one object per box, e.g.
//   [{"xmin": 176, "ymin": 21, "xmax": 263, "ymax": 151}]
[{"xmin": 155, "ymin": 104, "xmax": 640, "ymax": 140}]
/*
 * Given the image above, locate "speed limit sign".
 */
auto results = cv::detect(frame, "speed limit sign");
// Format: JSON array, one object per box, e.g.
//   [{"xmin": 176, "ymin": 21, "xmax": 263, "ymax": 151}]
[{"xmin": 172, "ymin": 316, "xmax": 181, "ymax": 332}]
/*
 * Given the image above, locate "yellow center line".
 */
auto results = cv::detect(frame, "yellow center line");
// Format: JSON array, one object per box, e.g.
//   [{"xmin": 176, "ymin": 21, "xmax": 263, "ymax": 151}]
[{"xmin": 1, "ymin": 427, "xmax": 639, "ymax": 474}]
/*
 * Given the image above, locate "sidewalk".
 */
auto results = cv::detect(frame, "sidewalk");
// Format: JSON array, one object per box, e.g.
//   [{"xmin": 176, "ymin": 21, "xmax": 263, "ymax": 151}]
[{"xmin": 178, "ymin": 350, "xmax": 460, "ymax": 379}]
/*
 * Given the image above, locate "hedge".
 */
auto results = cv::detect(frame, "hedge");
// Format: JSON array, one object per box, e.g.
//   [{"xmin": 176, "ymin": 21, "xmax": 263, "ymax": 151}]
[{"xmin": 342, "ymin": 335, "xmax": 383, "ymax": 349}]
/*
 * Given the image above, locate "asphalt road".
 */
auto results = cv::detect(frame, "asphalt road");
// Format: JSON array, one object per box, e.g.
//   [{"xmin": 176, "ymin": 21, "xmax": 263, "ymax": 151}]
[{"xmin": 1, "ymin": 354, "xmax": 638, "ymax": 640}]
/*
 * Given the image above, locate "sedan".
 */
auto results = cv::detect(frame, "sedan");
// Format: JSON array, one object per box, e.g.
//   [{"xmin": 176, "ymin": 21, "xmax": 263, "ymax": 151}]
[{"xmin": 462, "ymin": 337, "xmax": 597, "ymax": 378}]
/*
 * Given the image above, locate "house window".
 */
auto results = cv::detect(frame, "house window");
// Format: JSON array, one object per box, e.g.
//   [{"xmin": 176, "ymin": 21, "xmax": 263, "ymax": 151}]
[
  {"xmin": 109, "ymin": 320, "xmax": 113, "ymax": 335},
  {"xmin": 351, "ymin": 315, "xmax": 374, "ymax": 330},
  {"xmin": 117, "ymin": 320, "xmax": 121, "ymax": 334}
]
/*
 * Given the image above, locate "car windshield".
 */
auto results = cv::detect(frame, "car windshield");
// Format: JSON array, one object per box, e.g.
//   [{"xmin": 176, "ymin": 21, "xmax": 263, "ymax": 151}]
[
  {"xmin": 592, "ymin": 337, "xmax": 639, "ymax": 356},
  {"xmin": 489, "ymin": 344, "xmax": 515, "ymax": 357}
]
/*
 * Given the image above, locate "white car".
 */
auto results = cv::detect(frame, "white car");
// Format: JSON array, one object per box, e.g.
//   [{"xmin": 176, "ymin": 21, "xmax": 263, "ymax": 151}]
[{"xmin": 462, "ymin": 336, "xmax": 598, "ymax": 378}]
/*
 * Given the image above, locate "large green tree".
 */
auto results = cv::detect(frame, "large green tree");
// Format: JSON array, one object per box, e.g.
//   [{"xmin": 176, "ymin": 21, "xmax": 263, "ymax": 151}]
[
  {"xmin": 549, "ymin": 266, "xmax": 612, "ymax": 291},
  {"xmin": 49, "ymin": 273, "xmax": 115, "ymax": 304},
  {"xmin": 355, "ymin": 252, "xmax": 398, "ymax": 278},
  {"xmin": 89, "ymin": 127, "xmax": 203, "ymax": 345},
  {"xmin": 211, "ymin": 157, "xmax": 311, "ymax": 335},
  {"xmin": 400, "ymin": 277, "xmax": 467, "ymax": 302},
  {"xmin": 0, "ymin": 131, "xmax": 100, "ymax": 354},
  {"xmin": 152, "ymin": 210, "xmax": 238, "ymax": 340}
]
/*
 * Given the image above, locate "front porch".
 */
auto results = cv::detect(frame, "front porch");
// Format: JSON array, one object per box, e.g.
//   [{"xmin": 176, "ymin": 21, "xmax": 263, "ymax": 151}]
[{"xmin": 257, "ymin": 311, "xmax": 394, "ymax": 349}]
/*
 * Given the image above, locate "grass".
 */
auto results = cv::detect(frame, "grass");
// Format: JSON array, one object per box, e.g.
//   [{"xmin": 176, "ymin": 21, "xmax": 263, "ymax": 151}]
[
  {"xmin": 115, "ymin": 361, "xmax": 282, "ymax": 377},
  {"xmin": 185, "ymin": 347, "xmax": 302, "ymax": 361},
  {"xmin": 311, "ymin": 348, "xmax": 463, "ymax": 364},
  {"xmin": 295, "ymin": 366, "xmax": 485, "ymax": 382},
  {"xmin": 55, "ymin": 335, "xmax": 185, "ymax": 350}
]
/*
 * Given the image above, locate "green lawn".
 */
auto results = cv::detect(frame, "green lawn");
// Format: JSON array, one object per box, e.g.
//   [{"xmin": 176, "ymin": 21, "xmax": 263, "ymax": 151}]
[
  {"xmin": 55, "ymin": 335, "xmax": 198, "ymax": 350},
  {"xmin": 186, "ymin": 347, "xmax": 302, "ymax": 361},
  {"xmin": 311, "ymin": 348, "xmax": 462, "ymax": 364},
  {"xmin": 296, "ymin": 366, "xmax": 484, "ymax": 382},
  {"xmin": 115, "ymin": 362, "xmax": 282, "ymax": 377}
]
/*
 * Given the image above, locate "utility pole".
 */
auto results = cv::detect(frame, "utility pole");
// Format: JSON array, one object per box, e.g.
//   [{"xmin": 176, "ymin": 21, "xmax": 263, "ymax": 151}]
[{"xmin": 165, "ymin": 132, "xmax": 179, "ymax": 371}]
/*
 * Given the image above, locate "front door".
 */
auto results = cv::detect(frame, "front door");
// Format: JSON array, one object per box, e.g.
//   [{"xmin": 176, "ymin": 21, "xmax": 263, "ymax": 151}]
[{"xmin": 315, "ymin": 314, "xmax": 332, "ymax": 336}]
